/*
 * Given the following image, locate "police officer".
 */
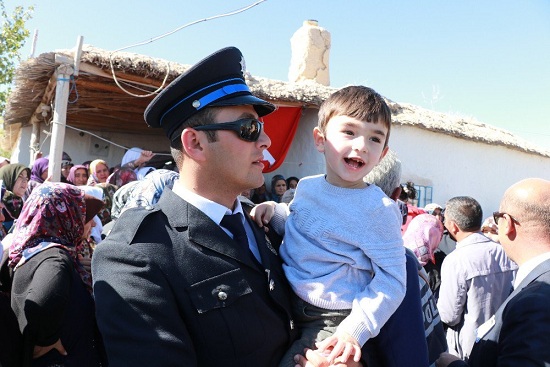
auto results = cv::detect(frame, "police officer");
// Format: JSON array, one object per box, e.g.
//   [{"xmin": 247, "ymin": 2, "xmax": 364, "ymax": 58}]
[{"xmin": 92, "ymin": 47, "xmax": 297, "ymax": 366}]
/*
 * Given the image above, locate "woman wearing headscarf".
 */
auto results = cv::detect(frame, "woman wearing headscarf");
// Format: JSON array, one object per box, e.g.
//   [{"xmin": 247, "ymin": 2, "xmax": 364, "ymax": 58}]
[
  {"xmin": 268, "ymin": 174, "xmax": 287, "ymax": 203},
  {"xmin": 79, "ymin": 185, "xmax": 104, "ymax": 245},
  {"xmin": 66, "ymin": 165, "xmax": 89, "ymax": 186},
  {"xmin": 8, "ymin": 182, "xmax": 105, "ymax": 367},
  {"xmin": 403, "ymin": 213, "xmax": 446, "ymax": 299},
  {"xmin": 120, "ymin": 147, "xmax": 156, "ymax": 181},
  {"xmin": 95, "ymin": 183, "xmax": 118, "ymax": 226},
  {"xmin": 106, "ymin": 167, "xmax": 137, "ymax": 188},
  {"xmin": 25, "ymin": 158, "xmax": 49, "ymax": 199},
  {"xmin": 121, "ymin": 147, "xmax": 155, "ymax": 170},
  {"xmin": 0, "ymin": 164, "xmax": 31, "ymax": 233},
  {"xmin": 403, "ymin": 214, "xmax": 444, "ymax": 267},
  {"xmin": 87, "ymin": 159, "xmax": 110, "ymax": 185},
  {"xmin": 401, "ymin": 213, "xmax": 447, "ymax": 366}
]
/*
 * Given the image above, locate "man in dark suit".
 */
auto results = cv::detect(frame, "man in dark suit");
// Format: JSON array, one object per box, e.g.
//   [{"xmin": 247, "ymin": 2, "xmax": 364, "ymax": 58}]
[
  {"xmin": 91, "ymin": 47, "xmax": 299, "ymax": 366},
  {"xmin": 437, "ymin": 177, "xmax": 550, "ymax": 367}
]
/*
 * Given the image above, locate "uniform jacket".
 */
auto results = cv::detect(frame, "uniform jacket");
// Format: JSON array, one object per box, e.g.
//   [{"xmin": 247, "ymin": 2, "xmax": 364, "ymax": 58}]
[
  {"xmin": 449, "ymin": 258, "xmax": 550, "ymax": 367},
  {"xmin": 92, "ymin": 188, "xmax": 296, "ymax": 367}
]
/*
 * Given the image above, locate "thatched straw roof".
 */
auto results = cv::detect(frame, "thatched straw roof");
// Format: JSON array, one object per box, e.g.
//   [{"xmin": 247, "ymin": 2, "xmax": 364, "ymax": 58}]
[{"xmin": 4, "ymin": 45, "xmax": 549, "ymax": 158}]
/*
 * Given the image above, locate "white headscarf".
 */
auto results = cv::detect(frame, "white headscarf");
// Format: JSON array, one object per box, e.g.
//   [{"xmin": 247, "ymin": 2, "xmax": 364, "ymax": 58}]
[{"xmin": 121, "ymin": 147, "xmax": 143, "ymax": 167}]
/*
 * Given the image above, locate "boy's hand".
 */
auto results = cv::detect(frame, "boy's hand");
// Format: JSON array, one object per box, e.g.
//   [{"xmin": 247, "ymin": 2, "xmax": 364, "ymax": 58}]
[
  {"xmin": 315, "ymin": 332, "xmax": 361, "ymax": 364},
  {"xmin": 250, "ymin": 201, "xmax": 277, "ymax": 230},
  {"xmin": 294, "ymin": 348, "xmax": 363, "ymax": 367}
]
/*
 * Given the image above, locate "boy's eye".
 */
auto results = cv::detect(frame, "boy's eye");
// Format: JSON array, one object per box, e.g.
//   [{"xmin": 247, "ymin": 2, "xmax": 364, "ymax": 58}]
[
  {"xmin": 370, "ymin": 136, "xmax": 382, "ymax": 143},
  {"xmin": 343, "ymin": 130, "xmax": 354, "ymax": 136}
]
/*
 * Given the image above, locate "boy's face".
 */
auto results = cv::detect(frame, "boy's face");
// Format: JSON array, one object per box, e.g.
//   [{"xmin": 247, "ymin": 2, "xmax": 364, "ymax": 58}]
[{"xmin": 314, "ymin": 115, "xmax": 388, "ymax": 188}]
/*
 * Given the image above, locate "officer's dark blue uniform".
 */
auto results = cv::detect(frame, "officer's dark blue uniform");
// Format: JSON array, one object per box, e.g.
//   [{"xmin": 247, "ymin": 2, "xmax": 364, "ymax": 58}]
[{"xmin": 92, "ymin": 47, "xmax": 296, "ymax": 367}]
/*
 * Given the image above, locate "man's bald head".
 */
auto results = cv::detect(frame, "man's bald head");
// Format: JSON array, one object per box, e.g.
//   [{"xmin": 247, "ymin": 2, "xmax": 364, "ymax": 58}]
[
  {"xmin": 500, "ymin": 178, "xmax": 550, "ymax": 231},
  {"xmin": 498, "ymin": 178, "xmax": 550, "ymax": 263}
]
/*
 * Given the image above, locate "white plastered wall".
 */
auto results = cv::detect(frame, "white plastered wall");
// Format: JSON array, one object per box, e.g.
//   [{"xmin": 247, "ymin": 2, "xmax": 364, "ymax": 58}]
[
  {"xmin": 390, "ymin": 124, "xmax": 550, "ymax": 217},
  {"xmin": 14, "ymin": 125, "xmax": 169, "ymax": 168}
]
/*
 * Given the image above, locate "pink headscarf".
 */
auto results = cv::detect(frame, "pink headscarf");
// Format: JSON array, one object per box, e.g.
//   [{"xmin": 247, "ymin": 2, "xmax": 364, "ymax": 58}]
[{"xmin": 402, "ymin": 213, "xmax": 444, "ymax": 266}]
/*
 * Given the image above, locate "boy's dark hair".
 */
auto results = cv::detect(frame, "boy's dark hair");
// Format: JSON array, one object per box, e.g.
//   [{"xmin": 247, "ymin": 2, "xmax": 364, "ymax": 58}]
[{"xmin": 318, "ymin": 85, "xmax": 392, "ymax": 146}]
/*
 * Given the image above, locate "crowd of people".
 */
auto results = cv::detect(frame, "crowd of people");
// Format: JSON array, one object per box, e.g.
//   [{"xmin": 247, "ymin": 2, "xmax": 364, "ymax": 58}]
[{"xmin": 0, "ymin": 46, "xmax": 549, "ymax": 367}]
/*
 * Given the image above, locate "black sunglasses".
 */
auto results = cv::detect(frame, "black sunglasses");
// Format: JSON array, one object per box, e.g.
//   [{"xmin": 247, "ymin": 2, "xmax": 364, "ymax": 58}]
[
  {"xmin": 193, "ymin": 118, "xmax": 263, "ymax": 142},
  {"xmin": 493, "ymin": 211, "xmax": 520, "ymax": 225}
]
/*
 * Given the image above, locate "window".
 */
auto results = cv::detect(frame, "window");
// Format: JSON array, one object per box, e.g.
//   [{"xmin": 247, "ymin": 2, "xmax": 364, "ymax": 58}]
[{"xmin": 414, "ymin": 184, "xmax": 433, "ymax": 209}]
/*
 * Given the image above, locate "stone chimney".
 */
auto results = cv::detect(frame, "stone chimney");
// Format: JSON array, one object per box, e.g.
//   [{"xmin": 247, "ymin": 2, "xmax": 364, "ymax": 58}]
[{"xmin": 288, "ymin": 20, "xmax": 331, "ymax": 86}]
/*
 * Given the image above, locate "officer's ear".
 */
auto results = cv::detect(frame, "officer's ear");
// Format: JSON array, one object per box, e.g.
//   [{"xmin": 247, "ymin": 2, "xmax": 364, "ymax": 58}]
[{"xmin": 181, "ymin": 128, "xmax": 207, "ymax": 161}]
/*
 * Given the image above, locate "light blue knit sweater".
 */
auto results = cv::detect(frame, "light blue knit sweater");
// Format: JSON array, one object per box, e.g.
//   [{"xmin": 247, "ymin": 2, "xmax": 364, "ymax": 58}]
[{"xmin": 278, "ymin": 174, "xmax": 406, "ymax": 346}]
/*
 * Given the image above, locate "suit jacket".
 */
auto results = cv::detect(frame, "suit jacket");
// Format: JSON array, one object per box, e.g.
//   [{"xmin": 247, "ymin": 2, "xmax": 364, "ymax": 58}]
[
  {"xmin": 92, "ymin": 188, "xmax": 296, "ymax": 367},
  {"xmin": 449, "ymin": 257, "xmax": 550, "ymax": 367}
]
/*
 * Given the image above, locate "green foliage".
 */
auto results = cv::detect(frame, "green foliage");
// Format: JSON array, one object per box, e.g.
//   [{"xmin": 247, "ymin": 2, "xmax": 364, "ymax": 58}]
[{"xmin": 0, "ymin": 1, "xmax": 34, "ymax": 115}]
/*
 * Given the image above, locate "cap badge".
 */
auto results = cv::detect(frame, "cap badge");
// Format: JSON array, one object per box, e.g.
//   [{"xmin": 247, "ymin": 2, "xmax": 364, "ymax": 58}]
[{"xmin": 192, "ymin": 100, "xmax": 201, "ymax": 109}]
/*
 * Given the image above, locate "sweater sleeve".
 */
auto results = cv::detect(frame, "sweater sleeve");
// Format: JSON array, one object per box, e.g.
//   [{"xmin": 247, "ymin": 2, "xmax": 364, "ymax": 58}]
[
  {"xmin": 270, "ymin": 202, "xmax": 289, "ymax": 236},
  {"xmin": 336, "ymin": 205, "xmax": 407, "ymax": 346}
]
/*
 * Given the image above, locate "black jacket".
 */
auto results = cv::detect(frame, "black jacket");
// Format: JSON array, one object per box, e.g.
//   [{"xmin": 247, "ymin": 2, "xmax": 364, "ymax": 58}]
[
  {"xmin": 449, "ymin": 258, "xmax": 550, "ymax": 367},
  {"xmin": 92, "ymin": 188, "xmax": 296, "ymax": 366}
]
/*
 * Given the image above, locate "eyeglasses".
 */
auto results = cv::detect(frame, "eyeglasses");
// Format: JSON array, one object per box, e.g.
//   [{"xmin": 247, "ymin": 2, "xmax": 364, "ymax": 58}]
[
  {"xmin": 493, "ymin": 211, "xmax": 520, "ymax": 225},
  {"xmin": 193, "ymin": 118, "xmax": 264, "ymax": 142}
]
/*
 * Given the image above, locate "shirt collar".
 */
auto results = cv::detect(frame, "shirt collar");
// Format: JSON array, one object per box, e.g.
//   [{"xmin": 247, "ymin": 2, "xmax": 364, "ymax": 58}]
[
  {"xmin": 171, "ymin": 180, "xmax": 243, "ymax": 225},
  {"xmin": 456, "ymin": 232, "xmax": 491, "ymax": 247},
  {"xmin": 514, "ymin": 251, "xmax": 550, "ymax": 288}
]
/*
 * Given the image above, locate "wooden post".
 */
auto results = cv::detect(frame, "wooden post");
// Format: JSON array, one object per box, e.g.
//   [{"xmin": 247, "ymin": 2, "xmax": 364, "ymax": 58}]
[
  {"xmin": 47, "ymin": 36, "xmax": 83, "ymax": 181},
  {"xmin": 29, "ymin": 121, "xmax": 40, "ymax": 165},
  {"xmin": 48, "ymin": 63, "xmax": 73, "ymax": 182}
]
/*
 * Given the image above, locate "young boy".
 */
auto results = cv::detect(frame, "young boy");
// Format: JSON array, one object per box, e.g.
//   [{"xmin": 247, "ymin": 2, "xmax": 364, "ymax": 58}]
[{"xmin": 255, "ymin": 86, "xmax": 408, "ymax": 366}]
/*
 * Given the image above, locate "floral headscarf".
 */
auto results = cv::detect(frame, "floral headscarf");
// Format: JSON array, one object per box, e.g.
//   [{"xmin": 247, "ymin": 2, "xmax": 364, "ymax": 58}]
[
  {"xmin": 107, "ymin": 167, "xmax": 137, "ymax": 188},
  {"xmin": 110, "ymin": 180, "xmax": 140, "ymax": 220},
  {"xmin": 30, "ymin": 158, "xmax": 49, "ymax": 184},
  {"xmin": 67, "ymin": 164, "xmax": 89, "ymax": 185},
  {"xmin": 0, "ymin": 164, "xmax": 31, "ymax": 221},
  {"xmin": 8, "ymin": 183, "xmax": 95, "ymax": 290},
  {"xmin": 96, "ymin": 182, "xmax": 117, "ymax": 225},
  {"xmin": 123, "ymin": 169, "xmax": 179, "ymax": 212},
  {"xmin": 402, "ymin": 213, "xmax": 444, "ymax": 266}
]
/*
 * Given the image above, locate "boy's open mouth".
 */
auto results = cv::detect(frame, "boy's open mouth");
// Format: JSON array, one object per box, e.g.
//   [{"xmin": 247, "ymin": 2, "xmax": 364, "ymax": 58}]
[{"xmin": 344, "ymin": 157, "xmax": 365, "ymax": 168}]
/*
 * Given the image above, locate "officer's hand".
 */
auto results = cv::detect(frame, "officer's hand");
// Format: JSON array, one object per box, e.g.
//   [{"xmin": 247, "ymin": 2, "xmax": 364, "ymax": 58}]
[
  {"xmin": 436, "ymin": 352, "xmax": 461, "ymax": 367},
  {"xmin": 33, "ymin": 339, "xmax": 67, "ymax": 359}
]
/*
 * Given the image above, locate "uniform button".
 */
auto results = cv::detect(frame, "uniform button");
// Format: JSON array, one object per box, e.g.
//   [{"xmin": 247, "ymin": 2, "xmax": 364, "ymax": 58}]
[
  {"xmin": 290, "ymin": 319, "xmax": 295, "ymax": 330},
  {"xmin": 217, "ymin": 291, "xmax": 228, "ymax": 301},
  {"xmin": 269, "ymin": 279, "xmax": 275, "ymax": 291}
]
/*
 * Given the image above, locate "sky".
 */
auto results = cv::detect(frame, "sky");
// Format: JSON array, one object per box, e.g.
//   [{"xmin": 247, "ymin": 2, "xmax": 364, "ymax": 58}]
[{"xmin": 3, "ymin": 0, "xmax": 550, "ymax": 151}]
